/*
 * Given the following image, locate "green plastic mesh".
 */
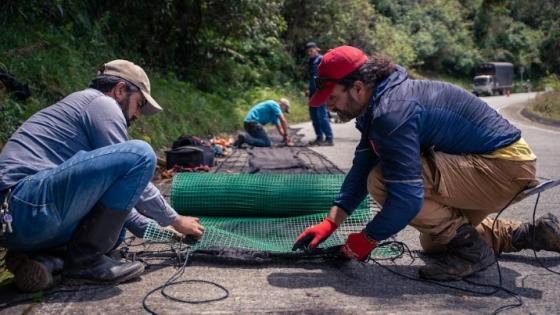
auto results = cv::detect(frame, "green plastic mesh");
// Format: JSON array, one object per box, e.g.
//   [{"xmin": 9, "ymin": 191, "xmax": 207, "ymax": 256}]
[
  {"xmin": 171, "ymin": 173, "xmax": 364, "ymax": 217},
  {"xmin": 168, "ymin": 173, "xmax": 374, "ymax": 253},
  {"xmin": 143, "ymin": 221, "xmax": 180, "ymax": 242},
  {"xmin": 141, "ymin": 217, "xmax": 403, "ymax": 260}
]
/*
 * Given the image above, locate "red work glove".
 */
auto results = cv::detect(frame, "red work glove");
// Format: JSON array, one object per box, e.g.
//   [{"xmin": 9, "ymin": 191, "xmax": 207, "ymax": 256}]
[
  {"xmin": 340, "ymin": 230, "xmax": 377, "ymax": 261},
  {"xmin": 292, "ymin": 217, "xmax": 339, "ymax": 251}
]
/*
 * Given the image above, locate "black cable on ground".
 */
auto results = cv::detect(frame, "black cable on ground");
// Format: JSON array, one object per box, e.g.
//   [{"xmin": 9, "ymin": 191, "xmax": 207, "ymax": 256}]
[
  {"xmin": 2, "ymin": 179, "xmax": 556, "ymax": 313},
  {"xmin": 527, "ymin": 192, "xmax": 560, "ymax": 276},
  {"xmin": 368, "ymin": 241, "xmax": 521, "ymax": 315},
  {"xmin": 368, "ymin": 178, "xmax": 560, "ymax": 315},
  {"xmin": 0, "ymin": 240, "xmax": 229, "ymax": 313},
  {"xmin": 486, "ymin": 177, "xmax": 559, "ymax": 313},
  {"xmin": 141, "ymin": 246, "xmax": 229, "ymax": 315}
]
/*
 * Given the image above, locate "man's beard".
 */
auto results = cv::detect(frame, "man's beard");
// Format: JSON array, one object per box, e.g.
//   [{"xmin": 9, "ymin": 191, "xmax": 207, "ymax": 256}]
[
  {"xmin": 118, "ymin": 93, "xmax": 132, "ymax": 127},
  {"xmin": 336, "ymin": 110, "xmax": 354, "ymax": 123},
  {"xmin": 334, "ymin": 91, "xmax": 366, "ymax": 123}
]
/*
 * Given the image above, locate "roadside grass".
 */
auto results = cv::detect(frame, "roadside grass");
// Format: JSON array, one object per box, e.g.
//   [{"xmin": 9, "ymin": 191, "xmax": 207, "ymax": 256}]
[
  {"xmin": 131, "ymin": 78, "xmax": 310, "ymax": 149},
  {"xmin": 527, "ymin": 91, "xmax": 560, "ymax": 122}
]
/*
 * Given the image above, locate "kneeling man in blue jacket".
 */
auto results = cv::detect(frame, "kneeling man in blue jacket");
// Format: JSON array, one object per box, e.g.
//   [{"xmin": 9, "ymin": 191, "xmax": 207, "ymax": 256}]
[{"xmin": 293, "ymin": 46, "xmax": 560, "ymax": 281}]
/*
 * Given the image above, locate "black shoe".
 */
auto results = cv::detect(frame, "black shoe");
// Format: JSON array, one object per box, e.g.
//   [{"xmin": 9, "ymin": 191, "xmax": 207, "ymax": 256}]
[
  {"xmin": 63, "ymin": 204, "xmax": 144, "ymax": 284},
  {"xmin": 233, "ymin": 134, "xmax": 245, "ymax": 148},
  {"xmin": 321, "ymin": 139, "xmax": 334, "ymax": 146},
  {"xmin": 512, "ymin": 213, "xmax": 560, "ymax": 252},
  {"xmin": 64, "ymin": 255, "xmax": 144, "ymax": 284},
  {"xmin": 419, "ymin": 224, "xmax": 495, "ymax": 281},
  {"xmin": 6, "ymin": 251, "xmax": 63, "ymax": 292},
  {"xmin": 308, "ymin": 138, "xmax": 323, "ymax": 146}
]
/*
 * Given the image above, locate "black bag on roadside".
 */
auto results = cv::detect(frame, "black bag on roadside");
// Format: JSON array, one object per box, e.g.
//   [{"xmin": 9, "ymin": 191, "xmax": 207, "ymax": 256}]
[
  {"xmin": 172, "ymin": 135, "xmax": 205, "ymax": 149},
  {"xmin": 165, "ymin": 145, "xmax": 214, "ymax": 169}
]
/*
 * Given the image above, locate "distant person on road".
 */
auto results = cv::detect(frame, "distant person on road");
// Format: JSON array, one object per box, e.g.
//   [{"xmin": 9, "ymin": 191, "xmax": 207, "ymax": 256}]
[
  {"xmin": 0, "ymin": 60, "xmax": 204, "ymax": 293},
  {"xmin": 293, "ymin": 45, "xmax": 560, "ymax": 281},
  {"xmin": 234, "ymin": 98, "xmax": 293, "ymax": 148},
  {"xmin": 305, "ymin": 41, "xmax": 334, "ymax": 146}
]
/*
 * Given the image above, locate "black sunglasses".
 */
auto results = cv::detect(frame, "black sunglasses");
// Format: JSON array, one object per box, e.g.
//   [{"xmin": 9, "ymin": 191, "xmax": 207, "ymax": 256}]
[
  {"xmin": 139, "ymin": 98, "xmax": 147, "ymax": 109},
  {"xmin": 314, "ymin": 76, "xmax": 354, "ymax": 90}
]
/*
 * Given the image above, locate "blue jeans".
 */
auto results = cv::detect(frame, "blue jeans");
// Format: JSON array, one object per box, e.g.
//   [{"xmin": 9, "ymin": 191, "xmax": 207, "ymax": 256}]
[
  {"xmin": 1, "ymin": 140, "xmax": 156, "ymax": 251},
  {"xmin": 244, "ymin": 122, "xmax": 271, "ymax": 147},
  {"xmin": 309, "ymin": 104, "xmax": 333, "ymax": 141}
]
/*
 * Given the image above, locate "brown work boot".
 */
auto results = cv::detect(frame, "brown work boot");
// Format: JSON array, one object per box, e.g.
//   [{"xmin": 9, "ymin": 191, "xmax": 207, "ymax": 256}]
[
  {"xmin": 512, "ymin": 213, "xmax": 560, "ymax": 252},
  {"xmin": 419, "ymin": 224, "xmax": 496, "ymax": 281},
  {"xmin": 5, "ymin": 251, "xmax": 63, "ymax": 292}
]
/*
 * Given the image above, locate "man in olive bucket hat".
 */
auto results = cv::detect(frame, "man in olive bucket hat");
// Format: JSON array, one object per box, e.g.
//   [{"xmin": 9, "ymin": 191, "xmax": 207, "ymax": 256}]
[{"xmin": 0, "ymin": 60, "xmax": 204, "ymax": 292}]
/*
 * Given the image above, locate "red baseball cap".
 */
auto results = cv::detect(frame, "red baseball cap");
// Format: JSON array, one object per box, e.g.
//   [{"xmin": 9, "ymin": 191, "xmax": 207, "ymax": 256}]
[{"xmin": 309, "ymin": 46, "xmax": 368, "ymax": 107}]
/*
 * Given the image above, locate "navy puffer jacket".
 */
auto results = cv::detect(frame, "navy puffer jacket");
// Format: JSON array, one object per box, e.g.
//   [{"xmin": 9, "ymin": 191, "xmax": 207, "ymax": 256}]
[{"xmin": 334, "ymin": 65, "xmax": 521, "ymax": 241}]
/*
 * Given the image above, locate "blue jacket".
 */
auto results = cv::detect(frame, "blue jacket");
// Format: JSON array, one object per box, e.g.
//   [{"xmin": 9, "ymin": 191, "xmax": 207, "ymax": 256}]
[
  {"xmin": 308, "ymin": 54, "xmax": 323, "ymax": 96},
  {"xmin": 334, "ymin": 66, "xmax": 521, "ymax": 241}
]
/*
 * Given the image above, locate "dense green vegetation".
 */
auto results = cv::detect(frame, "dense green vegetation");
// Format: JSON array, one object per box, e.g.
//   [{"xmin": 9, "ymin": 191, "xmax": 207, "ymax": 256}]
[{"xmin": 1, "ymin": 0, "xmax": 559, "ymax": 149}]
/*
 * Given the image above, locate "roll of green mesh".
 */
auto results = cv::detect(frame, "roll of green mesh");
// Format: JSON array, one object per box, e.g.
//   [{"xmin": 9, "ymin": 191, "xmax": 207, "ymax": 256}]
[{"xmin": 171, "ymin": 173, "xmax": 369, "ymax": 217}]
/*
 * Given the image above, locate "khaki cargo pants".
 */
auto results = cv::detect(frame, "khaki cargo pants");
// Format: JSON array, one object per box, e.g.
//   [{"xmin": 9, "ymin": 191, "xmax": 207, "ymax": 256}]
[{"xmin": 368, "ymin": 151, "xmax": 538, "ymax": 254}]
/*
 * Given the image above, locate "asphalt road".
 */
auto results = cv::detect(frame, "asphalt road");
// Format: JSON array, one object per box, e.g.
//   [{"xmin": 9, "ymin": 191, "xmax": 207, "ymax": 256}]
[{"xmin": 2, "ymin": 92, "xmax": 560, "ymax": 315}]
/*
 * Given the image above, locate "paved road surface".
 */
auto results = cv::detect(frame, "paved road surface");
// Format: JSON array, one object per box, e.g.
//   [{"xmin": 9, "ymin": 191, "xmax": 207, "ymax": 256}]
[{"xmin": 2, "ymin": 93, "xmax": 559, "ymax": 315}]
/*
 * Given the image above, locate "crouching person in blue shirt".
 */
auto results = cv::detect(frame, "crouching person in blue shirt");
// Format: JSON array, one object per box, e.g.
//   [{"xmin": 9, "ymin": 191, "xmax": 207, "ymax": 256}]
[
  {"xmin": 0, "ymin": 60, "xmax": 204, "ymax": 292},
  {"xmin": 293, "ymin": 46, "xmax": 560, "ymax": 281},
  {"xmin": 234, "ymin": 98, "xmax": 293, "ymax": 147}
]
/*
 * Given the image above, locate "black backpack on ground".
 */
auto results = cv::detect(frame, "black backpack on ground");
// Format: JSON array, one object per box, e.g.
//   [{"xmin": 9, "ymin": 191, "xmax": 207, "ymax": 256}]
[{"xmin": 165, "ymin": 145, "xmax": 215, "ymax": 170}]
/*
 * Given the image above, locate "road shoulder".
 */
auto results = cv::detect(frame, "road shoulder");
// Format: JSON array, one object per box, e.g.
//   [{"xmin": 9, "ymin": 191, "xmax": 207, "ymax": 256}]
[{"xmin": 500, "ymin": 99, "xmax": 560, "ymax": 132}]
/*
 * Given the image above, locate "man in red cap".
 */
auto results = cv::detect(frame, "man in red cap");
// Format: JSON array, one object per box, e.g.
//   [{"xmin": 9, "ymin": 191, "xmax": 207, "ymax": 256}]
[{"xmin": 293, "ymin": 46, "xmax": 560, "ymax": 281}]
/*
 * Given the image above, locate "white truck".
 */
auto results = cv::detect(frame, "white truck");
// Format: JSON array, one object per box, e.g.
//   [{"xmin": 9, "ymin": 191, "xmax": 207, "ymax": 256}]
[{"xmin": 472, "ymin": 62, "xmax": 513, "ymax": 96}]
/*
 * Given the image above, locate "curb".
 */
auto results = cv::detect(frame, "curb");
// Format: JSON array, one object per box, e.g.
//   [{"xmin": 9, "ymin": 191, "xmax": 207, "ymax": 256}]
[{"xmin": 520, "ymin": 107, "xmax": 560, "ymax": 128}]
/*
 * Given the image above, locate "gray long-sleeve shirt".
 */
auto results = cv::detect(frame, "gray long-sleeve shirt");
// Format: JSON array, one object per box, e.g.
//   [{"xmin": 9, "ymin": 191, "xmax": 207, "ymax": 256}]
[{"xmin": 0, "ymin": 88, "xmax": 177, "ymax": 228}]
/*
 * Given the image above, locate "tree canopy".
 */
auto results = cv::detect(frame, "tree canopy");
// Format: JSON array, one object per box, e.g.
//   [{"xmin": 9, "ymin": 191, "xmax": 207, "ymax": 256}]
[
  {"xmin": 1, "ymin": 0, "xmax": 558, "ymax": 147},
  {"xmin": 2, "ymin": 0, "xmax": 556, "ymax": 87}
]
